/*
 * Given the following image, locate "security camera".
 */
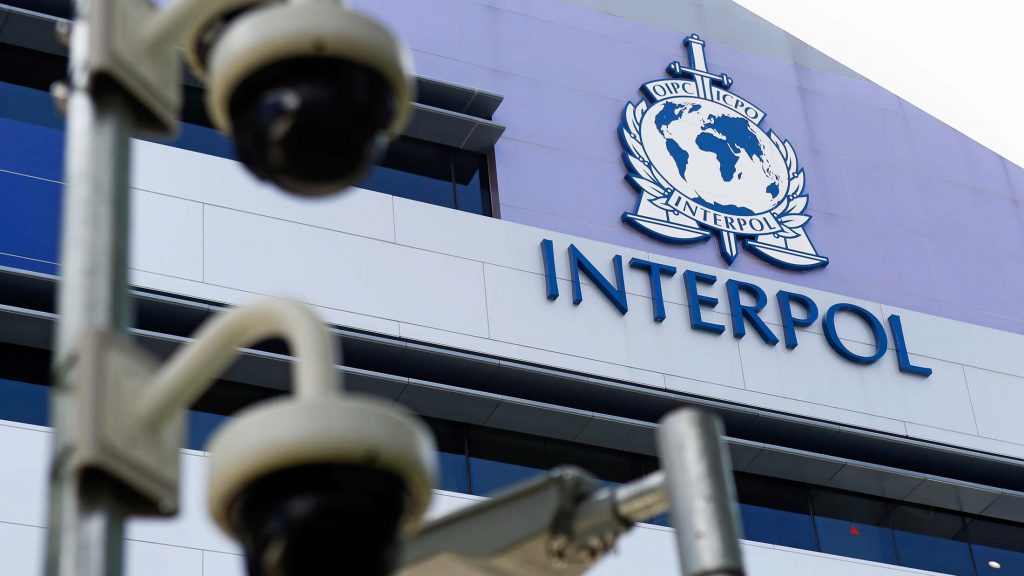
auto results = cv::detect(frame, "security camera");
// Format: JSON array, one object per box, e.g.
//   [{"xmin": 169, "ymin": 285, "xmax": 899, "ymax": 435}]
[
  {"xmin": 193, "ymin": 2, "xmax": 414, "ymax": 196},
  {"xmin": 207, "ymin": 395, "xmax": 436, "ymax": 576}
]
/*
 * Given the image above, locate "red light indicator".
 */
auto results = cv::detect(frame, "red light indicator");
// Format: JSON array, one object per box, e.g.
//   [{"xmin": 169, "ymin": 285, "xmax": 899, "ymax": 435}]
[{"xmin": 849, "ymin": 525, "xmax": 861, "ymax": 536}]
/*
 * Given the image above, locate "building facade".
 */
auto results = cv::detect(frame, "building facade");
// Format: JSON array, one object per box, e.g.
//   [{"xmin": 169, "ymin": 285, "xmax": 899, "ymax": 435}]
[{"xmin": 0, "ymin": 0, "xmax": 1023, "ymax": 575}]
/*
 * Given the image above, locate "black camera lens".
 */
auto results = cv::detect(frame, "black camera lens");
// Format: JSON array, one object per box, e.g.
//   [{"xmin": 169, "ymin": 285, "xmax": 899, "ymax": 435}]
[
  {"xmin": 229, "ymin": 57, "xmax": 397, "ymax": 196},
  {"xmin": 229, "ymin": 464, "xmax": 408, "ymax": 576}
]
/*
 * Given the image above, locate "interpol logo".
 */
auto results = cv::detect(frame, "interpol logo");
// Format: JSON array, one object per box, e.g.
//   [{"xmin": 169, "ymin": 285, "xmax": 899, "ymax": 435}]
[{"xmin": 620, "ymin": 34, "xmax": 829, "ymax": 270}]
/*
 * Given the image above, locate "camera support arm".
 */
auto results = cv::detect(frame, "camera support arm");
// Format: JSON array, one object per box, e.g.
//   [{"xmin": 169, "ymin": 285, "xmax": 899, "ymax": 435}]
[
  {"xmin": 135, "ymin": 297, "xmax": 340, "ymax": 431},
  {"xmin": 400, "ymin": 408, "xmax": 746, "ymax": 576}
]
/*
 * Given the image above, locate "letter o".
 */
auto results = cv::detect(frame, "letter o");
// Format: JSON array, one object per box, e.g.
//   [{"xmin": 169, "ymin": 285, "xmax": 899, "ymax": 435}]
[{"xmin": 823, "ymin": 303, "xmax": 887, "ymax": 364}]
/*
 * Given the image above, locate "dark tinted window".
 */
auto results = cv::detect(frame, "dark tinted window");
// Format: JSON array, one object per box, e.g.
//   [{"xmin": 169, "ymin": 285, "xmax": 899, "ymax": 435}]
[
  {"xmin": 969, "ymin": 518, "xmax": 1024, "ymax": 575},
  {"xmin": 358, "ymin": 137, "xmax": 492, "ymax": 216},
  {"xmin": 0, "ymin": 378, "xmax": 48, "ymax": 426},
  {"xmin": 812, "ymin": 489, "xmax": 897, "ymax": 564},
  {"xmin": 426, "ymin": 418, "xmax": 470, "ymax": 494},
  {"xmin": 186, "ymin": 410, "xmax": 228, "ymax": 451},
  {"xmin": 890, "ymin": 505, "xmax": 972, "ymax": 576},
  {"xmin": 467, "ymin": 427, "xmax": 547, "ymax": 496},
  {"xmin": 545, "ymin": 437, "xmax": 643, "ymax": 485},
  {"xmin": 735, "ymin": 473, "xmax": 817, "ymax": 551}
]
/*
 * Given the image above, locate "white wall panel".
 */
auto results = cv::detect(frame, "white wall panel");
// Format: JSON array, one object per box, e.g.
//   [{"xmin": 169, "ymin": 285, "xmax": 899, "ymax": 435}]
[
  {"xmin": 882, "ymin": 305, "xmax": 1024, "ymax": 378},
  {"xmin": 904, "ymin": 422, "xmax": 1024, "ymax": 461},
  {"xmin": 202, "ymin": 551, "xmax": 246, "ymax": 576},
  {"xmin": 130, "ymin": 191, "xmax": 204, "ymax": 281},
  {"xmin": 131, "ymin": 141, "xmax": 397, "ymax": 243},
  {"xmin": 203, "ymin": 206, "xmax": 490, "ymax": 337},
  {"xmin": 117, "ymin": 140, "xmax": 1024, "ymax": 458},
  {"xmin": 0, "ymin": 522, "xmax": 44, "ymax": 576},
  {"xmin": 129, "ymin": 270, "xmax": 403, "ymax": 337},
  {"xmin": 393, "ymin": 197, "xmax": 657, "ymax": 297},
  {"xmin": 963, "ymin": 366, "xmax": 1024, "ymax": 446},
  {"xmin": 397, "ymin": 321, "xmax": 669, "ymax": 389},
  {"xmin": 0, "ymin": 423, "xmax": 48, "ymax": 527},
  {"xmin": 738, "ymin": 332, "xmax": 977, "ymax": 435},
  {"xmin": 740, "ymin": 541, "xmax": 950, "ymax": 576},
  {"xmin": 483, "ymin": 265, "xmax": 747, "ymax": 389},
  {"xmin": 125, "ymin": 540, "xmax": 202, "ymax": 576},
  {"xmin": 665, "ymin": 373, "xmax": 911, "ymax": 436}
]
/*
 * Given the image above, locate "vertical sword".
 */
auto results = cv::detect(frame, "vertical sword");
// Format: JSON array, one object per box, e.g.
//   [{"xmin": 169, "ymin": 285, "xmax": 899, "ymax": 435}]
[
  {"xmin": 666, "ymin": 34, "xmax": 740, "ymax": 263},
  {"xmin": 666, "ymin": 34, "xmax": 733, "ymax": 96}
]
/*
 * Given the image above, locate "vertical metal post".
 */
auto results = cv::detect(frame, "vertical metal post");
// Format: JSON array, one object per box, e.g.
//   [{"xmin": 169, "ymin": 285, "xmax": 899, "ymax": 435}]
[
  {"xmin": 657, "ymin": 408, "xmax": 745, "ymax": 576},
  {"xmin": 45, "ymin": 0, "xmax": 135, "ymax": 573}
]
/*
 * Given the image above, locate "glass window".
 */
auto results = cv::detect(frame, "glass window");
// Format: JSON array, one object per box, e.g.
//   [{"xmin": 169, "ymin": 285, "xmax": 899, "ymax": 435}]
[
  {"xmin": 359, "ymin": 137, "xmax": 456, "ymax": 208},
  {"xmin": 0, "ymin": 171, "xmax": 62, "ymax": 270},
  {"xmin": 969, "ymin": 518, "xmax": 1024, "ymax": 575},
  {"xmin": 735, "ymin": 473, "xmax": 817, "ymax": 551},
  {"xmin": 453, "ymin": 148, "xmax": 491, "ymax": 216},
  {"xmin": 812, "ymin": 489, "xmax": 897, "ymax": 564},
  {"xmin": 545, "ymin": 438, "xmax": 642, "ymax": 485},
  {"xmin": 186, "ymin": 410, "xmax": 228, "ymax": 451},
  {"xmin": 467, "ymin": 427, "xmax": 546, "ymax": 496},
  {"xmin": 0, "ymin": 378, "xmax": 48, "ymax": 426},
  {"xmin": 890, "ymin": 505, "xmax": 973, "ymax": 575},
  {"xmin": 357, "ymin": 137, "xmax": 493, "ymax": 216},
  {"xmin": 425, "ymin": 418, "xmax": 469, "ymax": 494}
]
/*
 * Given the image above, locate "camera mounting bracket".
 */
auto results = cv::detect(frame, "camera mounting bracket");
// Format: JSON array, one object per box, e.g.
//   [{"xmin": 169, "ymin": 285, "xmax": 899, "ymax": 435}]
[{"xmin": 69, "ymin": 330, "xmax": 184, "ymax": 514}]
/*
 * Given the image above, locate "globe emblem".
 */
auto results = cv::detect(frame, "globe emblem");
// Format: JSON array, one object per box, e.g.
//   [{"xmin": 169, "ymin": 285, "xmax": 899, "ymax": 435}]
[
  {"xmin": 639, "ymin": 97, "xmax": 789, "ymax": 216},
  {"xmin": 620, "ymin": 33, "xmax": 829, "ymax": 270}
]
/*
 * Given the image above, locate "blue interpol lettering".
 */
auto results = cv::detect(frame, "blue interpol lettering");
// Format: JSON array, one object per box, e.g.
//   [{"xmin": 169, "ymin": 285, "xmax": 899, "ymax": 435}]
[
  {"xmin": 683, "ymin": 270, "xmax": 726, "ymax": 334},
  {"xmin": 542, "ymin": 240, "xmax": 931, "ymax": 376},
  {"xmin": 776, "ymin": 290, "xmax": 818, "ymax": 350},
  {"xmin": 823, "ymin": 303, "xmax": 887, "ymax": 364},
  {"xmin": 567, "ymin": 243, "xmax": 628, "ymax": 315},
  {"xmin": 726, "ymin": 279, "xmax": 779, "ymax": 345},
  {"xmin": 629, "ymin": 258, "xmax": 676, "ymax": 322}
]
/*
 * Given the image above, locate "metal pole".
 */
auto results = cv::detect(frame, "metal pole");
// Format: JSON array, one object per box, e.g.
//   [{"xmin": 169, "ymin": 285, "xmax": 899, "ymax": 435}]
[
  {"xmin": 45, "ymin": 0, "xmax": 135, "ymax": 573},
  {"xmin": 657, "ymin": 408, "xmax": 745, "ymax": 576}
]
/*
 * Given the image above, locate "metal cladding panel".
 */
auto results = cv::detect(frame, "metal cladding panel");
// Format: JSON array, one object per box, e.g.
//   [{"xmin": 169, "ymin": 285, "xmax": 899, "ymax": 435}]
[
  {"xmin": 341, "ymin": 366, "xmax": 409, "ymax": 401},
  {"xmin": 485, "ymin": 398, "xmax": 593, "ymax": 442},
  {"xmin": 745, "ymin": 445, "xmax": 845, "ymax": 485},
  {"xmin": 400, "ymin": 342, "xmax": 500, "ymax": 390},
  {"xmin": 825, "ymin": 426, "xmax": 916, "ymax": 467},
  {"xmin": 904, "ymin": 476, "xmax": 1001, "ymax": 516},
  {"xmin": 726, "ymin": 437, "xmax": 765, "ymax": 472},
  {"xmin": 575, "ymin": 414, "xmax": 657, "ymax": 456},
  {"xmin": 979, "ymin": 491, "xmax": 1024, "ymax": 524},
  {"xmin": 397, "ymin": 379, "xmax": 502, "ymax": 425},
  {"xmin": 826, "ymin": 461, "xmax": 925, "ymax": 501},
  {"xmin": 487, "ymin": 360, "xmax": 592, "ymax": 406}
]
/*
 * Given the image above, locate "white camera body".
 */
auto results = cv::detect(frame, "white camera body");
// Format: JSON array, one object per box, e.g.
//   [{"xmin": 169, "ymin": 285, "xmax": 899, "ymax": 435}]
[{"xmin": 91, "ymin": 0, "xmax": 414, "ymax": 195}]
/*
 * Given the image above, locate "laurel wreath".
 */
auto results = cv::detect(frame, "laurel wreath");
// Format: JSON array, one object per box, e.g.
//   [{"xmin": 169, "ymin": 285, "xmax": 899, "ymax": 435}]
[{"xmin": 620, "ymin": 99, "xmax": 810, "ymax": 239}]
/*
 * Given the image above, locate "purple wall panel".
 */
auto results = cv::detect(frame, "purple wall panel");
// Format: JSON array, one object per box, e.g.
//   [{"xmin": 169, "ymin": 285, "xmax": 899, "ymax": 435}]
[{"xmin": 357, "ymin": 0, "xmax": 1024, "ymax": 334}]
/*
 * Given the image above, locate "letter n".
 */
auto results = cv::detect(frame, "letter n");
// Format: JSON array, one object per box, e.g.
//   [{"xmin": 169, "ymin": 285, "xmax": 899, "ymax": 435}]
[{"xmin": 569, "ymin": 244, "xmax": 628, "ymax": 315}]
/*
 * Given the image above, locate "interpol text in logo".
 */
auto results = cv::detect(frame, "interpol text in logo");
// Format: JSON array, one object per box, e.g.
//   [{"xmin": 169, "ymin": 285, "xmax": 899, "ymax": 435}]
[{"xmin": 620, "ymin": 34, "xmax": 828, "ymax": 270}]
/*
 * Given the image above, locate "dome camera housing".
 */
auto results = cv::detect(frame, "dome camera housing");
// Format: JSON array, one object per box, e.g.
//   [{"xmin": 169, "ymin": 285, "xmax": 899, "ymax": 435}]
[
  {"xmin": 182, "ymin": 0, "xmax": 271, "ymax": 82},
  {"xmin": 207, "ymin": 395, "xmax": 436, "ymax": 576},
  {"xmin": 205, "ymin": 3, "xmax": 414, "ymax": 196}
]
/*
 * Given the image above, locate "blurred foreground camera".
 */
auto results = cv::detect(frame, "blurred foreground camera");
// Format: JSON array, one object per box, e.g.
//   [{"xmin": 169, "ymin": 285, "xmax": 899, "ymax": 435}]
[
  {"xmin": 207, "ymin": 396, "xmax": 436, "ymax": 576},
  {"xmin": 196, "ymin": 2, "xmax": 414, "ymax": 196}
]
